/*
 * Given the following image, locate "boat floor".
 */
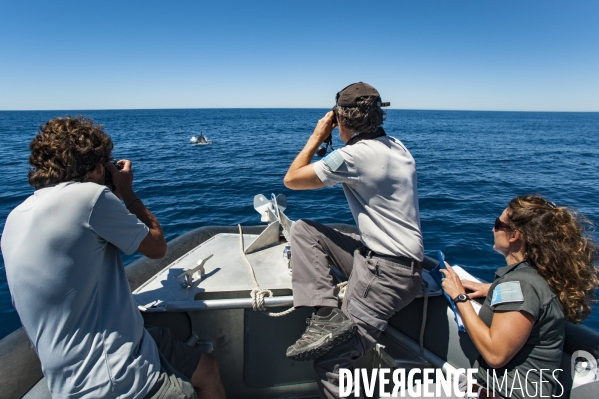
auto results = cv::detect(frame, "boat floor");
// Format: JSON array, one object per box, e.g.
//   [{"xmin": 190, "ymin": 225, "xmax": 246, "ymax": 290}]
[
  {"xmin": 19, "ymin": 232, "xmax": 599, "ymax": 398},
  {"xmin": 134, "ymin": 233, "xmax": 295, "ymax": 306}
]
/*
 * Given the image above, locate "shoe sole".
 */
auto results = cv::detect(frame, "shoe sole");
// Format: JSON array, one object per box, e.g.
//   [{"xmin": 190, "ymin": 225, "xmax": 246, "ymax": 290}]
[{"xmin": 287, "ymin": 323, "xmax": 356, "ymax": 361}]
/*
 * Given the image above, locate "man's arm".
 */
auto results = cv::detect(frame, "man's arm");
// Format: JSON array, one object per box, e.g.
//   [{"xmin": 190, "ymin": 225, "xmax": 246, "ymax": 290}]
[
  {"xmin": 106, "ymin": 161, "xmax": 167, "ymax": 259},
  {"xmin": 283, "ymin": 111, "xmax": 336, "ymax": 190}
]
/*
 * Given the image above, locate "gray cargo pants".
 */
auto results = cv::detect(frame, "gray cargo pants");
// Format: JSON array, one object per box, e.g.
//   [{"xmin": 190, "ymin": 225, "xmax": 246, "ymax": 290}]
[{"xmin": 291, "ymin": 220, "xmax": 423, "ymax": 399}]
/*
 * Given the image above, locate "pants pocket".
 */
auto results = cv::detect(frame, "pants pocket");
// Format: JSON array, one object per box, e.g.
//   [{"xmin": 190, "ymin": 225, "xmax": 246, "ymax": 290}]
[
  {"xmin": 362, "ymin": 262, "xmax": 379, "ymax": 298},
  {"xmin": 348, "ymin": 255, "xmax": 379, "ymax": 299},
  {"xmin": 347, "ymin": 297, "xmax": 388, "ymax": 332}
]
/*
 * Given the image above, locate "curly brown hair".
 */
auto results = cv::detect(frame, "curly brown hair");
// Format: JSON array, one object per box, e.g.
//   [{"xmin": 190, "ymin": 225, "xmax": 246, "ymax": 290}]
[
  {"xmin": 506, "ymin": 195, "xmax": 599, "ymax": 323},
  {"xmin": 28, "ymin": 116, "xmax": 113, "ymax": 188},
  {"xmin": 335, "ymin": 97, "xmax": 386, "ymax": 133}
]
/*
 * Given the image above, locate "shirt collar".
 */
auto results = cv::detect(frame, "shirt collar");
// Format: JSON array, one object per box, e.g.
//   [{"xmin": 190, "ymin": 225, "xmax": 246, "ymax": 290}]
[
  {"xmin": 495, "ymin": 260, "xmax": 531, "ymax": 278},
  {"xmin": 345, "ymin": 126, "xmax": 386, "ymax": 146}
]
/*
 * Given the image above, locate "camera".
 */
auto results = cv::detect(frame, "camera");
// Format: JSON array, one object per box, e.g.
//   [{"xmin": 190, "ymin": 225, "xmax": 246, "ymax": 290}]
[{"xmin": 104, "ymin": 161, "xmax": 123, "ymax": 192}]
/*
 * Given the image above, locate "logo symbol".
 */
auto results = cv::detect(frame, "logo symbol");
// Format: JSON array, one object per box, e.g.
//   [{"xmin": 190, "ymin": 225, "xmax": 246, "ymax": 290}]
[{"xmin": 571, "ymin": 350, "xmax": 598, "ymax": 387}]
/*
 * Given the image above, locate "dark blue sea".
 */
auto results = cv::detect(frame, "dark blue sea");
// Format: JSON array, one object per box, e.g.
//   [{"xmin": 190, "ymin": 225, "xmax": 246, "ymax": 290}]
[{"xmin": 1, "ymin": 109, "xmax": 598, "ymax": 340}]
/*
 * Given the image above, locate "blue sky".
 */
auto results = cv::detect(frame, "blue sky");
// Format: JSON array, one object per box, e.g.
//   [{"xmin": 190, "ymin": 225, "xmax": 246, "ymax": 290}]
[{"xmin": 0, "ymin": 1, "xmax": 597, "ymax": 111}]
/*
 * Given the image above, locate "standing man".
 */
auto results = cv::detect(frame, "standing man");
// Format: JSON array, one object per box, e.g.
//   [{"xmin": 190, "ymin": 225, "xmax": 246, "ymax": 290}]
[
  {"xmin": 284, "ymin": 83, "xmax": 424, "ymax": 398},
  {"xmin": 1, "ymin": 116, "xmax": 225, "ymax": 399}
]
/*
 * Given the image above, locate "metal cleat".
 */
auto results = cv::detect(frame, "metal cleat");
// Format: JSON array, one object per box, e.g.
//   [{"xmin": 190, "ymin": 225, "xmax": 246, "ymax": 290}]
[{"xmin": 176, "ymin": 254, "xmax": 213, "ymax": 289}]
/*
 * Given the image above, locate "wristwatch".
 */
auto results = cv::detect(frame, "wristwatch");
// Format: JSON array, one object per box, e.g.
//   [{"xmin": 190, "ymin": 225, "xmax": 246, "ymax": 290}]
[{"xmin": 452, "ymin": 293, "xmax": 470, "ymax": 305}]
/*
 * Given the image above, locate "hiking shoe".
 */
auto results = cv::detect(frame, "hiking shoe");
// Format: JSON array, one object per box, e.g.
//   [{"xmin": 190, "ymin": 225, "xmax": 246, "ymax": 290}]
[{"xmin": 286, "ymin": 308, "xmax": 356, "ymax": 361}]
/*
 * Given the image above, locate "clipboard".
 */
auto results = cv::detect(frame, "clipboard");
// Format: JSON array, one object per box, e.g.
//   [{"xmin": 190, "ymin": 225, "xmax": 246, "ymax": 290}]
[{"xmin": 430, "ymin": 250, "xmax": 483, "ymax": 332}]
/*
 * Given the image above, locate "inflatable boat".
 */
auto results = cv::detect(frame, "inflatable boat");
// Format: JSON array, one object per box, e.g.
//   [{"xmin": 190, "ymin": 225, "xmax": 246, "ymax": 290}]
[{"xmin": 1, "ymin": 194, "xmax": 598, "ymax": 398}]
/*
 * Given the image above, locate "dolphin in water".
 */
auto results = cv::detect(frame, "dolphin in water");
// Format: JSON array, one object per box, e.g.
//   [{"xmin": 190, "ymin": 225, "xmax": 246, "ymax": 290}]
[
  {"xmin": 190, "ymin": 132, "xmax": 212, "ymax": 145},
  {"xmin": 197, "ymin": 133, "xmax": 208, "ymax": 144}
]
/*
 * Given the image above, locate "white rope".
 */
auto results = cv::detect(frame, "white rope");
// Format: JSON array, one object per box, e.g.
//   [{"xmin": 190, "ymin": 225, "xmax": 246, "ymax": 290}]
[{"xmin": 238, "ymin": 224, "xmax": 295, "ymax": 317}]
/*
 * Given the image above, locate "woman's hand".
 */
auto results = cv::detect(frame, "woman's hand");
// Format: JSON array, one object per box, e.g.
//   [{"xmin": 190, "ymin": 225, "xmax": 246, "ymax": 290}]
[
  {"xmin": 439, "ymin": 262, "xmax": 466, "ymax": 300},
  {"xmin": 461, "ymin": 280, "xmax": 492, "ymax": 299}
]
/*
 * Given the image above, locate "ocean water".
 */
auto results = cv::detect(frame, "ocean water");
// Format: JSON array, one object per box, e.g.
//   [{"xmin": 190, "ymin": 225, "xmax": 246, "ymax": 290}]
[{"xmin": 1, "ymin": 109, "xmax": 598, "ymax": 340}]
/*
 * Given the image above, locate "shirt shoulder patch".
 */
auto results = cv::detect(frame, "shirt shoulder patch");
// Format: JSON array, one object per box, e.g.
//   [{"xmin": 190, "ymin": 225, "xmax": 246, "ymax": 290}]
[
  {"xmin": 491, "ymin": 281, "xmax": 524, "ymax": 306},
  {"xmin": 322, "ymin": 150, "xmax": 345, "ymax": 172}
]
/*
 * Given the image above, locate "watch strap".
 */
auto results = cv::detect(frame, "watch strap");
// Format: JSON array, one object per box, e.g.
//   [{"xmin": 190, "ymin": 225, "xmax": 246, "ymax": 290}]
[{"xmin": 452, "ymin": 293, "xmax": 470, "ymax": 305}]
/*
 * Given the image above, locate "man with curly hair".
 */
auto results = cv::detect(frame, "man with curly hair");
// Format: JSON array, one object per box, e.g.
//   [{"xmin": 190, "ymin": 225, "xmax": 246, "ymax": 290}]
[
  {"xmin": 284, "ymin": 83, "xmax": 424, "ymax": 398},
  {"xmin": 1, "ymin": 116, "xmax": 225, "ymax": 399}
]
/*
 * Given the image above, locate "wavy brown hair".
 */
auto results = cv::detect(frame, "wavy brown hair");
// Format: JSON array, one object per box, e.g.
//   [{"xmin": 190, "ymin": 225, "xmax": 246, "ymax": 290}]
[
  {"xmin": 28, "ymin": 116, "xmax": 113, "ymax": 188},
  {"xmin": 335, "ymin": 97, "xmax": 386, "ymax": 134},
  {"xmin": 506, "ymin": 195, "xmax": 599, "ymax": 323}
]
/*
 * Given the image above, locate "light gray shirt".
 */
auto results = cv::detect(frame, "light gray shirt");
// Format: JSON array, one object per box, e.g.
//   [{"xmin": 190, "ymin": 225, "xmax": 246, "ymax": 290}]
[
  {"xmin": 313, "ymin": 136, "xmax": 424, "ymax": 261},
  {"xmin": 1, "ymin": 182, "xmax": 159, "ymax": 399}
]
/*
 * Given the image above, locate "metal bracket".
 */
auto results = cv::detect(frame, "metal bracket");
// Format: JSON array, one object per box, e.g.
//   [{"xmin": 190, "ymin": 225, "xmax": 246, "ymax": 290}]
[
  {"xmin": 175, "ymin": 254, "xmax": 213, "ymax": 289},
  {"xmin": 244, "ymin": 221, "xmax": 280, "ymax": 254},
  {"xmin": 246, "ymin": 194, "xmax": 295, "ymax": 254}
]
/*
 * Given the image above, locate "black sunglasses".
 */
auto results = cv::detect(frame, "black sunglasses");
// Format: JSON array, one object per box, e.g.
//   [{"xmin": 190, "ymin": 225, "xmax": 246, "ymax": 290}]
[{"xmin": 494, "ymin": 217, "xmax": 511, "ymax": 231}]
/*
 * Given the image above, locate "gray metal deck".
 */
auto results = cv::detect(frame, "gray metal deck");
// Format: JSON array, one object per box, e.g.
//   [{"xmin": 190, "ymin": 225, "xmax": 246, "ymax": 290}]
[{"xmin": 133, "ymin": 233, "xmax": 293, "ymax": 308}]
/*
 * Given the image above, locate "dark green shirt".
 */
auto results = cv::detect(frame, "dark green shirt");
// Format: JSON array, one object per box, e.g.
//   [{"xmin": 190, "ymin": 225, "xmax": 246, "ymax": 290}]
[{"xmin": 475, "ymin": 261, "xmax": 565, "ymax": 398}]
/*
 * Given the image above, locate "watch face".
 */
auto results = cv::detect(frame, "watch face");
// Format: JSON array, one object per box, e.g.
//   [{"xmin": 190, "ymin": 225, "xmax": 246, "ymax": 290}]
[{"xmin": 454, "ymin": 293, "xmax": 469, "ymax": 303}]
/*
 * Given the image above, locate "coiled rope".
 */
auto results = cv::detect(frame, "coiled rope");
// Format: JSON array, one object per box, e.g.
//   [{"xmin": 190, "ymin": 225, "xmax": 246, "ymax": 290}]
[{"xmin": 238, "ymin": 224, "xmax": 295, "ymax": 317}]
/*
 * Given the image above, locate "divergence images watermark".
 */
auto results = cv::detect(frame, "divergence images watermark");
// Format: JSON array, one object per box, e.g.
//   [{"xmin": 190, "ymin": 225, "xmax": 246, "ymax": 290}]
[
  {"xmin": 339, "ymin": 368, "xmax": 478, "ymax": 398},
  {"xmin": 338, "ymin": 351, "xmax": 598, "ymax": 398}
]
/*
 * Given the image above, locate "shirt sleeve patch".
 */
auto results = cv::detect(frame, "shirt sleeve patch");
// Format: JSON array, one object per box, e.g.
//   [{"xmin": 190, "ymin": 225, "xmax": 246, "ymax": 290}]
[
  {"xmin": 322, "ymin": 150, "xmax": 345, "ymax": 172},
  {"xmin": 491, "ymin": 281, "xmax": 524, "ymax": 307}
]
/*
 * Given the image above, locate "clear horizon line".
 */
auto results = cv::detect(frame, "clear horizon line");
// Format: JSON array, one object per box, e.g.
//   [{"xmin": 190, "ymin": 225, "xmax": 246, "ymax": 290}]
[{"xmin": 1, "ymin": 107, "xmax": 599, "ymax": 113}]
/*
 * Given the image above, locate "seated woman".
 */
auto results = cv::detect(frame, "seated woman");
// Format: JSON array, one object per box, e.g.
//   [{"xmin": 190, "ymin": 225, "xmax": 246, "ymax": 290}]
[{"xmin": 441, "ymin": 195, "xmax": 598, "ymax": 399}]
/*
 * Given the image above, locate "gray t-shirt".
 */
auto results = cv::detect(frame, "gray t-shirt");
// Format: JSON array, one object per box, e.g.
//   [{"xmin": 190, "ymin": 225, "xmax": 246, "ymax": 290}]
[
  {"xmin": 313, "ymin": 135, "xmax": 424, "ymax": 261},
  {"xmin": 1, "ymin": 182, "xmax": 159, "ymax": 399},
  {"xmin": 476, "ymin": 261, "xmax": 565, "ymax": 399}
]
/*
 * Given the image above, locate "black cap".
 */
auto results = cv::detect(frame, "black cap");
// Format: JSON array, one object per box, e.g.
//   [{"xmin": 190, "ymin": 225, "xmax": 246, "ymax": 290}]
[{"xmin": 335, "ymin": 82, "xmax": 390, "ymax": 107}]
